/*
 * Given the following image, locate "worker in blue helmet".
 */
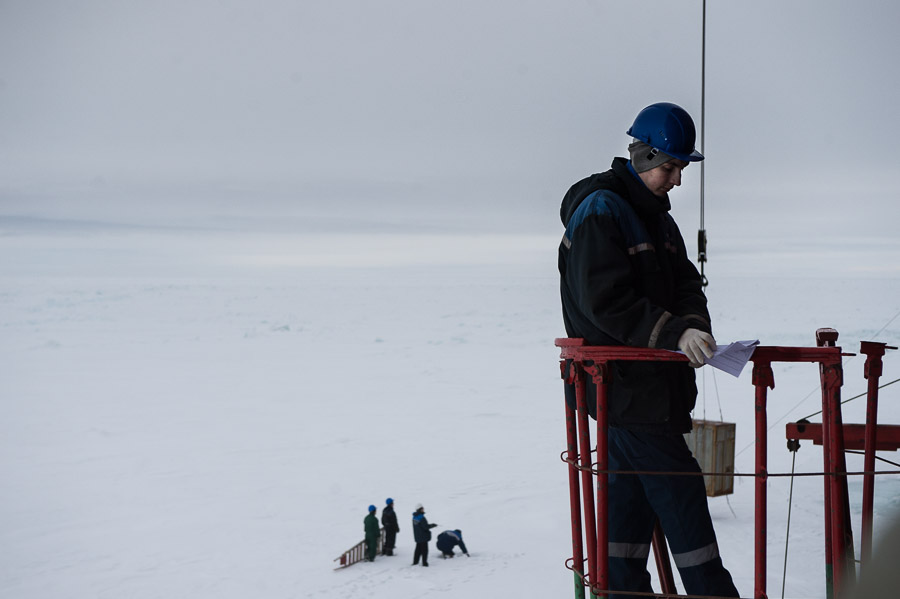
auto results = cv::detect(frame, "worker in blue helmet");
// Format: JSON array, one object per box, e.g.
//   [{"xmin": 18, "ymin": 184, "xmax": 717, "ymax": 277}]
[
  {"xmin": 626, "ymin": 102, "xmax": 705, "ymax": 163},
  {"xmin": 381, "ymin": 498, "xmax": 399, "ymax": 556},
  {"xmin": 364, "ymin": 505, "xmax": 379, "ymax": 562},
  {"xmin": 558, "ymin": 102, "xmax": 739, "ymax": 598}
]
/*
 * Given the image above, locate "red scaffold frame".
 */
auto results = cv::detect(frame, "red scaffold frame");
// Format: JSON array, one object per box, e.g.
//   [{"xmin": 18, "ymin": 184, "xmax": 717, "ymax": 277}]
[{"xmin": 557, "ymin": 331, "xmax": 897, "ymax": 599}]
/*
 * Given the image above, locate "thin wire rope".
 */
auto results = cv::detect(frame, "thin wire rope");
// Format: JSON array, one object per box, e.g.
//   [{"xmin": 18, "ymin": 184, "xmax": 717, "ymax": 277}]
[
  {"xmin": 871, "ymin": 308, "xmax": 900, "ymax": 338},
  {"xmin": 567, "ymin": 564, "xmax": 748, "ymax": 599},
  {"xmin": 699, "ymin": 0, "xmax": 714, "ymax": 417},
  {"xmin": 725, "ymin": 493, "xmax": 737, "ymax": 518},
  {"xmin": 713, "ymin": 365, "xmax": 724, "ymax": 421},
  {"xmin": 735, "ymin": 367, "xmax": 899, "ymax": 459},
  {"xmin": 702, "ymin": 365, "xmax": 707, "ymax": 420},
  {"xmin": 559, "ymin": 453, "xmax": 900, "ymax": 478},
  {"xmin": 845, "ymin": 450, "xmax": 900, "ymax": 469},
  {"xmin": 782, "ymin": 450, "xmax": 797, "ymax": 599},
  {"xmin": 562, "ymin": 430, "xmax": 900, "ymax": 477},
  {"xmin": 734, "ymin": 309, "xmax": 900, "ymax": 459},
  {"xmin": 697, "ymin": 0, "xmax": 708, "ymax": 289},
  {"xmin": 700, "ymin": 0, "xmax": 706, "ymax": 231},
  {"xmin": 762, "ymin": 308, "xmax": 900, "ymax": 431},
  {"xmin": 798, "ymin": 377, "xmax": 900, "ymax": 422}
]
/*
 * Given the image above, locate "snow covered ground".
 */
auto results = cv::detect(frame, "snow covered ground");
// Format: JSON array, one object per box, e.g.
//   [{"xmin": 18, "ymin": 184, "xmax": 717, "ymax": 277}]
[{"xmin": 2, "ymin": 207, "xmax": 899, "ymax": 599}]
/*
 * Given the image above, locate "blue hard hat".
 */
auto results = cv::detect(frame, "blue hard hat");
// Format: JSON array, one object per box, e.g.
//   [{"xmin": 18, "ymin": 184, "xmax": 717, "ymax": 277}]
[
  {"xmin": 626, "ymin": 102, "xmax": 704, "ymax": 162},
  {"xmin": 386, "ymin": 497, "xmax": 393, "ymax": 505},
  {"xmin": 368, "ymin": 505, "xmax": 376, "ymax": 512}
]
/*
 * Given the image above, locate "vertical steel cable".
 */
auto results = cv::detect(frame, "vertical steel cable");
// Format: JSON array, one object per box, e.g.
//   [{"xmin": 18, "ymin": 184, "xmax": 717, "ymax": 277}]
[
  {"xmin": 698, "ymin": 0, "xmax": 709, "ymax": 287},
  {"xmin": 782, "ymin": 448, "xmax": 799, "ymax": 598},
  {"xmin": 700, "ymin": 0, "xmax": 706, "ymax": 228}
]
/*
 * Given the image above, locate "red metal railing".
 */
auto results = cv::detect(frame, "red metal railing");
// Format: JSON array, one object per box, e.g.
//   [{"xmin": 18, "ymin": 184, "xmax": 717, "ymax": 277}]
[
  {"xmin": 783, "ymin": 337, "xmax": 899, "ymax": 594},
  {"xmin": 333, "ymin": 527, "xmax": 385, "ymax": 569},
  {"xmin": 750, "ymin": 337, "xmax": 851, "ymax": 599},
  {"xmin": 557, "ymin": 330, "xmax": 897, "ymax": 599},
  {"xmin": 558, "ymin": 339, "xmax": 695, "ymax": 598}
]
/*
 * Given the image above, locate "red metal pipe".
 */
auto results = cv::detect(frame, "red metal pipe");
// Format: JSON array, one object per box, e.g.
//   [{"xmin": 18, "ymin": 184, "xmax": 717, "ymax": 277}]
[
  {"xmin": 564, "ymin": 368, "xmax": 586, "ymax": 590},
  {"xmin": 861, "ymin": 352, "xmax": 880, "ymax": 571},
  {"xmin": 858, "ymin": 341, "xmax": 896, "ymax": 571},
  {"xmin": 651, "ymin": 520, "xmax": 677, "ymax": 595},
  {"xmin": 752, "ymin": 360, "xmax": 774, "ymax": 599},
  {"xmin": 820, "ymin": 367, "xmax": 835, "ymax": 599},
  {"xmin": 784, "ymin": 422, "xmax": 900, "ymax": 450},
  {"xmin": 745, "ymin": 345, "xmax": 848, "ymax": 363},
  {"xmin": 824, "ymin": 360, "xmax": 852, "ymax": 595},
  {"xmin": 574, "ymin": 365, "xmax": 598, "ymax": 590},
  {"xmin": 816, "ymin": 329, "xmax": 855, "ymax": 596},
  {"xmin": 587, "ymin": 363, "xmax": 610, "ymax": 598},
  {"xmin": 556, "ymin": 344, "xmax": 687, "ymax": 363}
]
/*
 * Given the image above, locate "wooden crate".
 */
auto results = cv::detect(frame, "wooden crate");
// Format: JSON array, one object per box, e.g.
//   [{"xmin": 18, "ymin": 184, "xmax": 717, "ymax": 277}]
[{"xmin": 684, "ymin": 419, "xmax": 735, "ymax": 497}]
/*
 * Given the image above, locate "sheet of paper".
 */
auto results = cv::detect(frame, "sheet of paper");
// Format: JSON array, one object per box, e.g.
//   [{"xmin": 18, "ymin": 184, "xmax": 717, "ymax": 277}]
[
  {"xmin": 705, "ymin": 339, "xmax": 760, "ymax": 377},
  {"xmin": 672, "ymin": 339, "xmax": 760, "ymax": 377}
]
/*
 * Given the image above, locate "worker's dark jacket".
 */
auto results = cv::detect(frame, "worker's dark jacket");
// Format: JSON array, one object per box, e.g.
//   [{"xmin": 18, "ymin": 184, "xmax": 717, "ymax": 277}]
[
  {"xmin": 412, "ymin": 513, "xmax": 436, "ymax": 543},
  {"xmin": 364, "ymin": 512, "xmax": 379, "ymax": 538},
  {"xmin": 381, "ymin": 505, "xmax": 399, "ymax": 533},
  {"xmin": 436, "ymin": 530, "xmax": 468, "ymax": 554},
  {"xmin": 559, "ymin": 158, "xmax": 712, "ymax": 433}
]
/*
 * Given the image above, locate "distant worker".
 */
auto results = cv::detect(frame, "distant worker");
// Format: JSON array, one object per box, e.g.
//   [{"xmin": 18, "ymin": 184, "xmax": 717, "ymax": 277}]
[
  {"xmin": 364, "ymin": 505, "xmax": 379, "ymax": 562},
  {"xmin": 411, "ymin": 504, "xmax": 437, "ymax": 567},
  {"xmin": 558, "ymin": 102, "xmax": 739, "ymax": 597},
  {"xmin": 436, "ymin": 529, "xmax": 469, "ymax": 558},
  {"xmin": 381, "ymin": 498, "xmax": 399, "ymax": 556}
]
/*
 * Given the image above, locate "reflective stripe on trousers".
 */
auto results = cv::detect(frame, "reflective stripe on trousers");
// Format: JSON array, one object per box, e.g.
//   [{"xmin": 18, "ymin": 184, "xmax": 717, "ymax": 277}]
[{"xmin": 607, "ymin": 541, "xmax": 719, "ymax": 568}]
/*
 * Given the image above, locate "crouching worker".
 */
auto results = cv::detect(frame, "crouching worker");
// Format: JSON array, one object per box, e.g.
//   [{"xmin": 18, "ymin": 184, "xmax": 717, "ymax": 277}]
[{"xmin": 436, "ymin": 529, "xmax": 469, "ymax": 558}]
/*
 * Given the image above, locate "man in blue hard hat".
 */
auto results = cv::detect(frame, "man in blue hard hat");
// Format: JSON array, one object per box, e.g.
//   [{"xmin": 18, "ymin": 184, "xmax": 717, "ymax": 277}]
[
  {"xmin": 558, "ymin": 102, "xmax": 739, "ymax": 598},
  {"xmin": 381, "ymin": 498, "xmax": 399, "ymax": 556},
  {"xmin": 364, "ymin": 505, "xmax": 379, "ymax": 562}
]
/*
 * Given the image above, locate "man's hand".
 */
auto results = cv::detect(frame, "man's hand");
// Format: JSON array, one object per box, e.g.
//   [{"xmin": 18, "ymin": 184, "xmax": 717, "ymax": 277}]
[{"xmin": 677, "ymin": 329, "xmax": 717, "ymax": 366}]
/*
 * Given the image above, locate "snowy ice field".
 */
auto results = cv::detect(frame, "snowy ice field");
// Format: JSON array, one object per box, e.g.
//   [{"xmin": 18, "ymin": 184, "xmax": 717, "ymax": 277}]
[{"xmin": 2, "ymin": 201, "xmax": 900, "ymax": 599}]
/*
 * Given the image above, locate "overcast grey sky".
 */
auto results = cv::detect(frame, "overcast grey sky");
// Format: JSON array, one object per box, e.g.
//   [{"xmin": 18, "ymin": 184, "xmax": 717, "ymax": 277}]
[{"xmin": 1, "ymin": 1, "xmax": 899, "ymax": 233}]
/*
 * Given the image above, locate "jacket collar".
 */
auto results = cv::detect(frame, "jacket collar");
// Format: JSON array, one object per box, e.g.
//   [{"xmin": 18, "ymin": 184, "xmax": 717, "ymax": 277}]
[{"xmin": 612, "ymin": 157, "xmax": 671, "ymax": 215}]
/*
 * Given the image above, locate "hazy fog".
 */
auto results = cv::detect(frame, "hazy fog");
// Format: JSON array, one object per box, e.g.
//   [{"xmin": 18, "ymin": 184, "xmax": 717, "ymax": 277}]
[{"xmin": 2, "ymin": 1, "xmax": 899, "ymax": 236}]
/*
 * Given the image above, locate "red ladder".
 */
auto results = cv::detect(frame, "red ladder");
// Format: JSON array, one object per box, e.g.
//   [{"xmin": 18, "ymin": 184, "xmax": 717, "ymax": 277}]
[{"xmin": 333, "ymin": 527, "xmax": 386, "ymax": 569}]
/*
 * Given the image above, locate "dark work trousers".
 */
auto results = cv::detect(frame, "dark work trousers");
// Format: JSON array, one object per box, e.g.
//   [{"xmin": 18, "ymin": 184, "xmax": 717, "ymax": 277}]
[
  {"xmin": 413, "ymin": 542, "xmax": 429, "ymax": 566},
  {"xmin": 365, "ymin": 536, "xmax": 377, "ymax": 561},
  {"xmin": 383, "ymin": 530, "xmax": 396, "ymax": 555},
  {"xmin": 606, "ymin": 427, "xmax": 739, "ymax": 599}
]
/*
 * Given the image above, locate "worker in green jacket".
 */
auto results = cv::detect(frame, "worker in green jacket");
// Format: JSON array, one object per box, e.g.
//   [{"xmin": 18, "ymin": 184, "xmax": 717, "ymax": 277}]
[{"xmin": 364, "ymin": 505, "xmax": 380, "ymax": 562}]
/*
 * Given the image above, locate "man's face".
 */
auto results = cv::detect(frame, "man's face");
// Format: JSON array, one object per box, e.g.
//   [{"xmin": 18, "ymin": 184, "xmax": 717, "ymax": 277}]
[{"xmin": 638, "ymin": 159, "xmax": 690, "ymax": 197}]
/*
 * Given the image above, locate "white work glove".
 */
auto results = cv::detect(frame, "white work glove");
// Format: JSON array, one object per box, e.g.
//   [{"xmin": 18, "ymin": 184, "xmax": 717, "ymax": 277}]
[{"xmin": 677, "ymin": 328, "xmax": 717, "ymax": 366}]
